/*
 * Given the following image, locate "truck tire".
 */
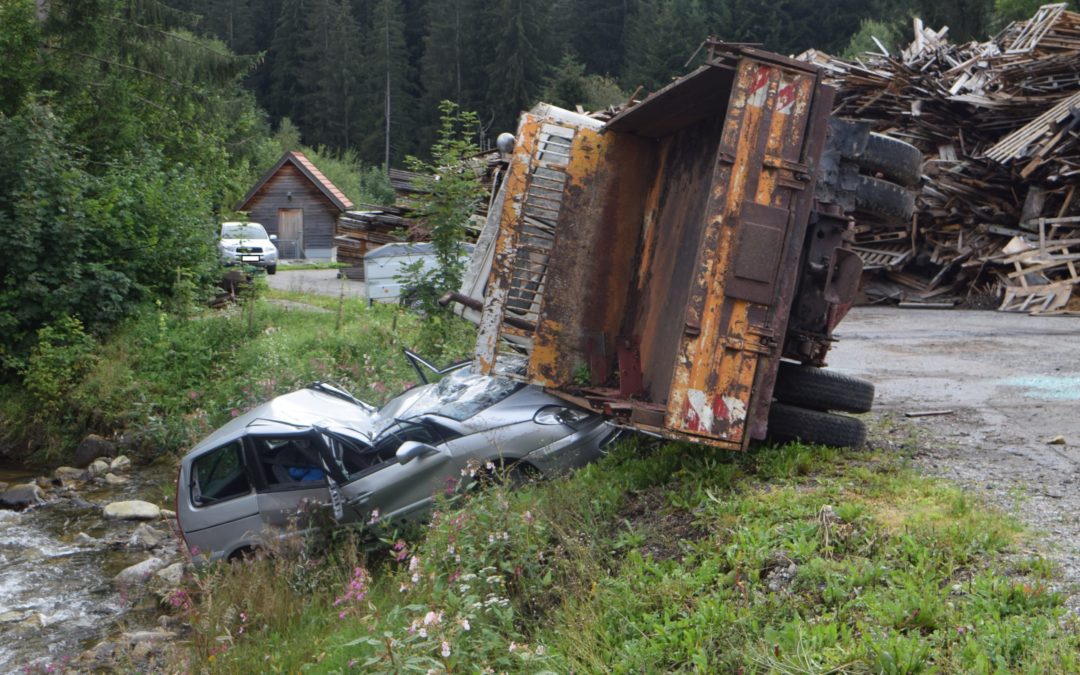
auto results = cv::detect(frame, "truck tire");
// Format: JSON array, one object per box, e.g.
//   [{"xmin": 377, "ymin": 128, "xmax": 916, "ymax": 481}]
[
  {"xmin": 852, "ymin": 133, "xmax": 922, "ymax": 187},
  {"xmin": 767, "ymin": 403, "xmax": 867, "ymax": 449},
  {"xmin": 853, "ymin": 174, "xmax": 915, "ymax": 224},
  {"xmin": 266, "ymin": 264, "xmax": 277, "ymax": 275},
  {"xmin": 774, "ymin": 362, "xmax": 875, "ymax": 413}
]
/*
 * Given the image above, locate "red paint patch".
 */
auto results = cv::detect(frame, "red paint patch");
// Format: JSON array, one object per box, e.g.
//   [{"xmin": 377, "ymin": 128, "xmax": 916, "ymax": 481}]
[
  {"xmin": 749, "ymin": 66, "xmax": 770, "ymax": 94},
  {"xmin": 776, "ymin": 80, "xmax": 798, "ymax": 114},
  {"xmin": 682, "ymin": 397, "xmax": 701, "ymax": 433},
  {"xmin": 711, "ymin": 395, "xmax": 730, "ymax": 432}
]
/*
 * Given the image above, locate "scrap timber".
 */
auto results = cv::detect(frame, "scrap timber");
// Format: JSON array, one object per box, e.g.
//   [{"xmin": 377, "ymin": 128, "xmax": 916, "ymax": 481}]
[{"xmin": 800, "ymin": 3, "xmax": 1080, "ymax": 314}]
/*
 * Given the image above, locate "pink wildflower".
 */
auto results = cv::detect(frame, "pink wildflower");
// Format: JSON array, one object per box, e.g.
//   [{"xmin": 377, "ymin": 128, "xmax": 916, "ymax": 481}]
[
  {"xmin": 460, "ymin": 618, "xmax": 470, "ymax": 631},
  {"xmin": 441, "ymin": 641, "xmax": 451, "ymax": 658}
]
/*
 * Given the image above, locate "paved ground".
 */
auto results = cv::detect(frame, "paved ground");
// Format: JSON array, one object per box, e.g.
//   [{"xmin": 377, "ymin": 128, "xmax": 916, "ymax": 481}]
[
  {"xmin": 829, "ymin": 307, "xmax": 1080, "ymax": 602},
  {"xmin": 265, "ymin": 268, "xmax": 367, "ymax": 298}
]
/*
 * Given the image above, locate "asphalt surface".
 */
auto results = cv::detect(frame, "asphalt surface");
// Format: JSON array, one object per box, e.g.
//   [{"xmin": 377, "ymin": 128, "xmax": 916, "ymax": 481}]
[
  {"xmin": 829, "ymin": 307, "xmax": 1080, "ymax": 603},
  {"xmin": 265, "ymin": 268, "xmax": 367, "ymax": 298}
]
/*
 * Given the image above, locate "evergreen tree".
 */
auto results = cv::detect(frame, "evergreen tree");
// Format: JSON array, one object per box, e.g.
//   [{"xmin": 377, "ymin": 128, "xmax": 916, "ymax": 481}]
[
  {"xmin": 300, "ymin": 0, "xmax": 363, "ymax": 150},
  {"xmin": 486, "ymin": 0, "xmax": 548, "ymax": 136},
  {"xmin": 362, "ymin": 0, "xmax": 413, "ymax": 168},
  {"xmin": 268, "ymin": 0, "xmax": 309, "ymax": 126}
]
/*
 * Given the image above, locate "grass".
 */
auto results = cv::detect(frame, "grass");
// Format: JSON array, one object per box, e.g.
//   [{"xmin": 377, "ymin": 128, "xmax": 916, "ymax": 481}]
[
  {"xmin": 176, "ymin": 436, "xmax": 1080, "ymax": 673},
  {"xmin": 0, "ymin": 281, "xmax": 475, "ymax": 464},
  {"xmin": 277, "ymin": 261, "xmax": 349, "ymax": 271}
]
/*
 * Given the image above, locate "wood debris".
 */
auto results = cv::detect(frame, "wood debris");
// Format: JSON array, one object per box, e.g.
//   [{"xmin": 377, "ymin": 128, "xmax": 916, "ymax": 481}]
[{"xmin": 800, "ymin": 3, "xmax": 1080, "ymax": 315}]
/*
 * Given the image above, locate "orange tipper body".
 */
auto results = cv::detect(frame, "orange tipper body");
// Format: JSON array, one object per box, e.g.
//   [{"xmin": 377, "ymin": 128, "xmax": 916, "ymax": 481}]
[{"xmin": 474, "ymin": 46, "xmax": 837, "ymax": 450}]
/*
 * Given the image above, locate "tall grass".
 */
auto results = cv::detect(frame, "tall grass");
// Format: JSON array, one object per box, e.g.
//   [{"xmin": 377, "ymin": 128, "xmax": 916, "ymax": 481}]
[{"xmin": 190, "ymin": 439, "xmax": 1080, "ymax": 673}]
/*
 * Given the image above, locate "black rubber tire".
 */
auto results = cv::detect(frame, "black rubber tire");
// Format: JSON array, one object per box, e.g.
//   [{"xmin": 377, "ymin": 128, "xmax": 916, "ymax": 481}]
[
  {"xmin": 266, "ymin": 264, "xmax": 277, "ymax": 275},
  {"xmin": 853, "ymin": 174, "xmax": 915, "ymax": 224},
  {"xmin": 767, "ymin": 403, "xmax": 867, "ymax": 449},
  {"xmin": 855, "ymin": 133, "xmax": 922, "ymax": 187},
  {"xmin": 773, "ymin": 362, "xmax": 875, "ymax": 414}
]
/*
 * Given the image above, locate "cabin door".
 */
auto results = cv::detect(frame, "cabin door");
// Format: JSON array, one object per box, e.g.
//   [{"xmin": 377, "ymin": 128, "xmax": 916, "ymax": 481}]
[{"xmin": 277, "ymin": 208, "xmax": 304, "ymax": 258}]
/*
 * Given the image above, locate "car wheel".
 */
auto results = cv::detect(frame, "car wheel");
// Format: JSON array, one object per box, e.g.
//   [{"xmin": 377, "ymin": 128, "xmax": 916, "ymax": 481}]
[
  {"xmin": 766, "ymin": 402, "xmax": 867, "ymax": 449},
  {"xmin": 845, "ymin": 133, "xmax": 923, "ymax": 188},
  {"xmin": 773, "ymin": 362, "xmax": 875, "ymax": 413},
  {"xmin": 853, "ymin": 174, "xmax": 916, "ymax": 225},
  {"xmin": 228, "ymin": 545, "xmax": 263, "ymax": 562},
  {"xmin": 266, "ymin": 264, "xmax": 277, "ymax": 275}
]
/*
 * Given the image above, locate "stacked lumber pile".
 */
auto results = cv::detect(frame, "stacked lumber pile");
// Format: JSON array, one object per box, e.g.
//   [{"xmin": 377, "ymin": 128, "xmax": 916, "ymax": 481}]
[
  {"xmin": 335, "ymin": 154, "xmax": 508, "ymax": 279},
  {"xmin": 335, "ymin": 207, "xmax": 413, "ymax": 278},
  {"xmin": 801, "ymin": 3, "xmax": 1080, "ymax": 314}
]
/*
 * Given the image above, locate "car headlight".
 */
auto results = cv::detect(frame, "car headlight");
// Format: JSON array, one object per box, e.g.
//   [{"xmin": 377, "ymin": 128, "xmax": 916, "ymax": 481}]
[{"xmin": 533, "ymin": 405, "xmax": 592, "ymax": 426}]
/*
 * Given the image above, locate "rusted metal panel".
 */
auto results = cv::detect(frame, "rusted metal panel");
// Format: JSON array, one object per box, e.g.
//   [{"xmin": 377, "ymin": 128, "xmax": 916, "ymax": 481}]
[
  {"xmin": 470, "ymin": 46, "xmax": 839, "ymax": 451},
  {"xmin": 475, "ymin": 114, "xmax": 541, "ymax": 375},
  {"xmin": 665, "ymin": 56, "xmax": 823, "ymax": 448}
]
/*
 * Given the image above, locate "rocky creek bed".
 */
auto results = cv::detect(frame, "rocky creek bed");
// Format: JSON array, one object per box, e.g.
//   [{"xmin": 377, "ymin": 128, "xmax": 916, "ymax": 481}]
[{"xmin": 0, "ymin": 442, "xmax": 186, "ymax": 672}]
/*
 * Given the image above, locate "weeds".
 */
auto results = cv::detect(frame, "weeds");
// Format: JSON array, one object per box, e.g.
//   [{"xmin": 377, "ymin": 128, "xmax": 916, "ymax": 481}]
[{"xmin": 193, "ymin": 438, "xmax": 1080, "ymax": 673}]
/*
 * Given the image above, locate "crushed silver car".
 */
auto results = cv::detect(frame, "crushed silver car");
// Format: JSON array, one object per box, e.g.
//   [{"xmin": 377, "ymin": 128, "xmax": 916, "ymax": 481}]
[{"xmin": 176, "ymin": 355, "xmax": 620, "ymax": 562}]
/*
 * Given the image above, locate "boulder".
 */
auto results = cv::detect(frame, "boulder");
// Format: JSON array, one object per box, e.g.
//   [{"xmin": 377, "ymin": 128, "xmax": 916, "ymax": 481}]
[
  {"xmin": 73, "ymin": 434, "xmax": 115, "ymax": 468},
  {"xmin": 159, "ymin": 508, "xmax": 177, "ymax": 520},
  {"xmin": 129, "ymin": 523, "xmax": 166, "ymax": 549},
  {"xmin": 103, "ymin": 500, "xmax": 161, "ymax": 521},
  {"xmin": 87, "ymin": 459, "xmax": 111, "ymax": 478},
  {"xmin": 109, "ymin": 455, "xmax": 132, "ymax": 472},
  {"xmin": 55, "ymin": 466, "xmax": 87, "ymax": 481},
  {"xmin": 74, "ymin": 532, "xmax": 99, "ymax": 546},
  {"xmin": 104, "ymin": 472, "xmax": 129, "ymax": 486},
  {"xmin": 153, "ymin": 562, "xmax": 185, "ymax": 588},
  {"xmin": 0, "ymin": 610, "xmax": 24, "ymax": 624},
  {"xmin": 114, "ymin": 557, "xmax": 167, "ymax": 585},
  {"xmin": 124, "ymin": 629, "xmax": 176, "ymax": 645},
  {"xmin": 0, "ymin": 483, "xmax": 45, "ymax": 509}
]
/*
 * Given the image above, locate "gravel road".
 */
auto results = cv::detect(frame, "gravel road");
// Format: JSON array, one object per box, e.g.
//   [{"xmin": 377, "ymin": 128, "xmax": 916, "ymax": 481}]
[
  {"xmin": 265, "ymin": 268, "xmax": 367, "ymax": 298},
  {"xmin": 829, "ymin": 307, "xmax": 1080, "ymax": 604}
]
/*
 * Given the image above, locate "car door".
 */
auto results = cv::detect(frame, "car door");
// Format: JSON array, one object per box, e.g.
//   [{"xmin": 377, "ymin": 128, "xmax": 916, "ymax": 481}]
[
  {"xmin": 334, "ymin": 420, "xmax": 455, "ymax": 523},
  {"xmin": 179, "ymin": 439, "xmax": 262, "ymax": 560},
  {"xmin": 247, "ymin": 432, "xmax": 333, "ymax": 533}
]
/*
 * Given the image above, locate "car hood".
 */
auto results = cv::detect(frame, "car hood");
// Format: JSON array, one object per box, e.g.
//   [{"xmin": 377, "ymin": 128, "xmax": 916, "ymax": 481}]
[
  {"xmin": 220, "ymin": 237, "xmax": 276, "ymax": 248},
  {"xmin": 189, "ymin": 388, "xmax": 378, "ymax": 454}
]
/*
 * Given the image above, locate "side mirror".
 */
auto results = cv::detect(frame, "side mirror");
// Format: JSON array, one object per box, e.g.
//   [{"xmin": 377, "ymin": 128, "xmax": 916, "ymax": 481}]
[
  {"xmin": 396, "ymin": 441, "xmax": 439, "ymax": 465},
  {"xmin": 269, "ymin": 233, "xmax": 278, "ymax": 241}
]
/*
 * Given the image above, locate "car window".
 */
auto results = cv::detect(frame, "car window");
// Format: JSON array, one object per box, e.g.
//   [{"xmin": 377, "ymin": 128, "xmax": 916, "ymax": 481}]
[
  {"xmin": 222, "ymin": 224, "xmax": 267, "ymax": 239},
  {"xmin": 377, "ymin": 367, "xmax": 523, "ymax": 426},
  {"xmin": 192, "ymin": 441, "xmax": 251, "ymax": 505},
  {"xmin": 251, "ymin": 436, "xmax": 327, "ymax": 490}
]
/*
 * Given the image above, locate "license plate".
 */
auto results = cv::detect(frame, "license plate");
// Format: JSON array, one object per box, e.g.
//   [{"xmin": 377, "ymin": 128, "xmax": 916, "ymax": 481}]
[{"xmin": 241, "ymin": 255, "xmax": 260, "ymax": 262}]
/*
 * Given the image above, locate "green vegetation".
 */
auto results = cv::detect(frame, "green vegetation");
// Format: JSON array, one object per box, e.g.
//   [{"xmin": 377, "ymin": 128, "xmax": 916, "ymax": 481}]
[
  {"xmin": 168, "ymin": 0, "xmax": 1074, "ymax": 168},
  {"xmin": 0, "ymin": 284, "xmax": 475, "ymax": 463},
  {"xmin": 172, "ymin": 434, "xmax": 1079, "ymax": 673}
]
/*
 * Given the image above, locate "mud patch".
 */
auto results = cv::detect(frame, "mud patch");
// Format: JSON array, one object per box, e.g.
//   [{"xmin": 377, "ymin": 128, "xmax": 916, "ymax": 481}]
[{"xmin": 618, "ymin": 485, "xmax": 708, "ymax": 562}]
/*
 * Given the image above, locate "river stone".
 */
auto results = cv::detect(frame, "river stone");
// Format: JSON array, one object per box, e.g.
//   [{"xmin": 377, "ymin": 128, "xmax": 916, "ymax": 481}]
[
  {"xmin": 73, "ymin": 434, "xmax": 115, "ymax": 468},
  {"xmin": 115, "ymin": 557, "xmax": 167, "ymax": 585},
  {"xmin": 104, "ymin": 500, "xmax": 161, "ymax": 521},
  {"xmin": 160, "ymin": 508, "xmax": 177, "ymax": 520},
  {"xmin": 109, "ymin": 455, "xmax": 132, "ymax": 472},
  {"xmin": 0, "ymin": 610, "xmax": 24, "ymax": 623},
  {"xmin": 0, "ymin": 483, "xmax": 45, "ymax": 509},
  {"xmin": 129, "ymin": 523, "xmax": 166, "ymax": 549},
  {"xmin": 55, "ymin": 466, "xmax": 87, "ymax": 481},
  {"xmin": 88, "ymin": 459, "xmax": 111, "ymax": 478},
  {"xmin": 125, "ymin": 629, "xmax": 176, "ymax": 645},
  {"xmin": 21, "ymin": 612, "xmax": 45, "ymax": 628},
  {"xmin": 153, "ymin": 562, "xmax": 185, "ymax": 588},
  {"xmin": 104, "ymin": 472, "xmax": 129, "ymax": 486},
  {"xmin": 75, "ymin": 532, "xmax": 98, "ymax": 545}
]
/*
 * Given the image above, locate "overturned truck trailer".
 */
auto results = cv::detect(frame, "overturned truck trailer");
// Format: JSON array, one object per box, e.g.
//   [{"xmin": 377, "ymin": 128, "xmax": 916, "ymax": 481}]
[{"xmin": 451, "ymin": 45, "xmax": 903, "ymax": 450}]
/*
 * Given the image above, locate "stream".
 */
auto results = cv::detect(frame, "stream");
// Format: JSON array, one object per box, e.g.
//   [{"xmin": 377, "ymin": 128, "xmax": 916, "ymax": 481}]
[{"xmin": 0, "ymin": 462, "xmax": 178, "ymax": 671}]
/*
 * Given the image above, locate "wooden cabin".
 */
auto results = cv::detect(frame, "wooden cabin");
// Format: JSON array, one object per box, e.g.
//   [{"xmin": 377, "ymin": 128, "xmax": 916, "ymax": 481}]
[{"xmin": 235, "ymin": 151, "xmax": 354, "ymax": 260}]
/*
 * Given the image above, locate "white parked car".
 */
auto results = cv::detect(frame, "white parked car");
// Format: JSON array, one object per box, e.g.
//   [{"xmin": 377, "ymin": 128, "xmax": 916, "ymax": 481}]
[{"xmin": 219, "ymin": 221, "xmax": 279, "ymax": 274}]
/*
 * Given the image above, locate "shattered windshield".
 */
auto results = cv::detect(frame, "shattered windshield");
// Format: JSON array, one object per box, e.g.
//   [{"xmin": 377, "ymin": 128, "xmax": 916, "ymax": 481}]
[
  {"xmin": 222, "ymin": 224, "xmax": 268, "ymax": 239},
  {"xmin": 377, "ymin": 365, "xmax": 523, "ymax": 428}
]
